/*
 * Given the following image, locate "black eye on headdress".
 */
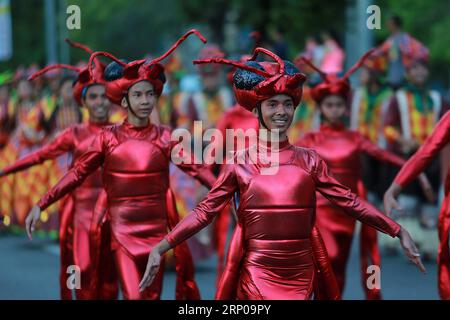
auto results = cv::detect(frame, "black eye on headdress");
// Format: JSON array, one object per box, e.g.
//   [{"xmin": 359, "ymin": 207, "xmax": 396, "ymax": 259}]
[
  {"xmin": 104, "ymin": 60, "xmax": 128, "ymax": 81},
  {"xmin": 233, "ymin": 61, "xmax": 266, "ymax": 90}
]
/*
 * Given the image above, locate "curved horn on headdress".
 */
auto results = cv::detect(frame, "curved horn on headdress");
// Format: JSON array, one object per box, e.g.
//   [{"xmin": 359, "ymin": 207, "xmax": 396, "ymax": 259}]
[
  {"xmin": 28, "ymin": 64, "xmax": 81, "ymax": 81},
  {"xmin": 342, "ymin": 48, "xmax": 376, "ymax": 81},
  {"xmin": 249, "ymin": 47, "xmax": 285, "ymax": 74},
  {"xmin": 65, "ymin": 38, "xmax": 94, "ymax": 55},
  {"xmin": 193, "ymin": 58, "xmax": 271, "ymax": 78},
  {"xmin": 88, "ymin": 51, "xmax": 127, "ymax": 79},
  {"xmin": 299, "ymin": 57, "xmax": 328, "ymax": 80},
  {"xmin": 147, "ymin": 29, "xmax": 207, "ymax": 67}
]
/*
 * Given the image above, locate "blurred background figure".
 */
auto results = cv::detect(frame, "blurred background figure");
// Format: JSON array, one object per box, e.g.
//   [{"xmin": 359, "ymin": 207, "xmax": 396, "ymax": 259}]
[
  {"xmin": 375, "ymin": 15, "xmax": 429, "ymax": 90},
  {"xmin": 320, "ymin": 30, "xmax": 345, "ymax": 74},
  {"xmin": 381, "ymin": 57, "xmax": 448, "ymax": 261}
]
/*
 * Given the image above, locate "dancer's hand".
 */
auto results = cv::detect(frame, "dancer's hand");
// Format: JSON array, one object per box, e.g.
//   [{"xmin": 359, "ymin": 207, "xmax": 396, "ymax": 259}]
[
  {"xmin": 383, "ymin": 183, "xmax": 403, "ymax": 216},
  {"xmin": 139, "ymin": 239, "xmax": 170, "ymax": 292},
  {"xmin": 398, "ymin": 227, "xmax": 426, "ymax": 273},
  {"xmin": 25, "ymin": 205, "xmax": 41, "ymax": 240}
]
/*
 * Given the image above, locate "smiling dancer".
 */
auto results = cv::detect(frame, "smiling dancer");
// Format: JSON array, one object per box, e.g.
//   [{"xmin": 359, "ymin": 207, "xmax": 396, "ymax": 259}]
[
  {"xmin": 25, "ymin": 30, "xmax": 216, "ymax": 300},
  {"xmin": 0, "ymin": 41, "xmax": 118, "ymax": 299},
  {"xmin": 140, "ymin": 47, "xmax": 425, "ymax": 300}
]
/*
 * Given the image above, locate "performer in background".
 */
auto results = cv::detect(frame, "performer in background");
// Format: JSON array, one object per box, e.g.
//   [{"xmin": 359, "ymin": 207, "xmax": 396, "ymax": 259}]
[{"xmin": 384, "ymin": 110, "xmax": 450, "ymax": 300}]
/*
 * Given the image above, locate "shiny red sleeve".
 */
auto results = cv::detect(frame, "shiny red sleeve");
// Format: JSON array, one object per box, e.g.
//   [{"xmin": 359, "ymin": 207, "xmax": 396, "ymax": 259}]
[
  {"xmin": 395, "ymin": 110, "xmax": 450, "ymax": 187},
  {"xmin": 312, "ymin": 150, "xmax": 401, "ymax": 237},
  {"xmin": 37, "ymin": 132, "xmax": 105, "ymax": 210},
  {"xmin": 357, "ymin": 132, "xmax": 405, "ymax": 167},
  {"xmin": 2, "ymin": 127, "xmax": 74, "ymax": 175},
  {"xmin": 164, "ymin": 163, "xmax": 238, "ymax": 248}
]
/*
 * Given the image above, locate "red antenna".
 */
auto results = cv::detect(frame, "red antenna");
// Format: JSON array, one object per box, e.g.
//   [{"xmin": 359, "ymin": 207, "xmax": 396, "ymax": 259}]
[
  {"xmin": 65, "ymin": 38, "xmax": 94, "ymax": 55},
  {"xmin": 299, "ymin": 57, "xmax": 328, "ymax": 80},
  {"xmin": 147, "ymin": 29, "xmax": 207, "ymax": 68},
  {"xmin": 88, "ymin": 51, "xmax": 127, "ymax": 79},
  {"xmin": 193, "ymin": 58, "xmax": 271, "ymax": 78},
  {"xmin": 342, "ymin": 48, "xmax": 376, "ymax": 81},
  {"xmin": 28, "ymin": 64, "xmax": 81, "ymax": 81},
  {"xmin": 249, "ymin": 47, "xmax": 285, "ymax": 74}
]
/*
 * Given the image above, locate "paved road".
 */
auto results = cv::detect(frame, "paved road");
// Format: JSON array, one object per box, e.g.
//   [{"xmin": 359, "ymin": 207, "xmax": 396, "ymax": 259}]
[{"xmin": 0, "ymin": 231, "xmax": 439, "ymax": 300}]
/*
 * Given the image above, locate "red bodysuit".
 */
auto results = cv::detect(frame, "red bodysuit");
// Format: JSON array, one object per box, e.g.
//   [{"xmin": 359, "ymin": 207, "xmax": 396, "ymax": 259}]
[
  {"xmin": 37, "ymin": 119, "xmax": 216, "ymax": 299},
  {"xmin": 394, "ymin": 110, "xmax": 450, "ymax": 299},
  {"xmin": 2, "ymin": 121, "xmax": 117, "ymax": 299},
  {"xmin": 212, "ymin": 104, "xmax": 259, "ymax": 282},
  {"xmin": 165, "ymin": 139, "xmax": 401, "ymax": 299},
  {"xmin": 297, "ymin": 124, "xmax": 405, "ymax": 297},
  {"xmin": 296, "ymin": 123, "xmax": 405, "ymax": 297}
]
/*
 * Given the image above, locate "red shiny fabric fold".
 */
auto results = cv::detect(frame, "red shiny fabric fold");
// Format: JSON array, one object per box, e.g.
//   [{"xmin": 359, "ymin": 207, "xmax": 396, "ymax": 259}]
[
  {"xmin": 58, "ymin": 194, "xmax": 75, "ymax": 300},
  {"xmin": 310, "ymin": 226, "xmax": 341, "ymax": 300},
  {"xmin": 394, "ymin": 111, "xmax": 450, "ymax": 299},
  {"xmin": 213, "ymin": 204, "xmax": 231, "ymax": 286}
]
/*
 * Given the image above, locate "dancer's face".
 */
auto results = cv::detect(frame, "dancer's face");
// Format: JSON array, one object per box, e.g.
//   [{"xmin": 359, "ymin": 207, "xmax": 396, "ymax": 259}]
[
  {"xmin": 84, "ymin": 84, "xmax": 109, "ymax": 121},
  {"xmin": 122, "ymin": 81, "xmax": 156, "ymax": 119},
  {"xmin": 255, "ymin": 94, "xmax": 295, "ymax": 136},
  {"xmin": 319, "ymin": 94, "xmax": 347, "ymax": 125}
]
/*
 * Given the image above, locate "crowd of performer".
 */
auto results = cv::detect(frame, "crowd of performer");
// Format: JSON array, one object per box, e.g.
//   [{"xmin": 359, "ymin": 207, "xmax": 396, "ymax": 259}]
[{"xmin": 0, "ymin": 15, "xmax": 449, "ymax": 300}]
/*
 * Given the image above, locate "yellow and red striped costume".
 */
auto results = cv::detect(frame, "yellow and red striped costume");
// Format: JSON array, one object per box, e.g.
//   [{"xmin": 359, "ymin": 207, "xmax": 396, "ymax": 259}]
[
  {"xmin": 3, "ymin": 99, "xmax": 54, "ymax": 226},
  {"xmin": 351, "ymin": 86, "xmax": 393, "ymax": 148},
  {"xmin": 384, "ymin": 84, "xmax": 444, "ymax": 145}
]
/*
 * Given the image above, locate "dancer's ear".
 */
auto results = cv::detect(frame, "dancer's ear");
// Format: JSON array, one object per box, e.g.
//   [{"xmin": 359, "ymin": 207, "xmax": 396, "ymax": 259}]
[{"xmin": 121, "ymin": 96, "xmax": 128, "ymax": 109}]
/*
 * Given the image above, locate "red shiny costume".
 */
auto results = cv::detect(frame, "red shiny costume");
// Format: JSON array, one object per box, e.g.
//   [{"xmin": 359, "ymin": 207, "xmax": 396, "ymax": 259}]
[
  {"xmin": 37, "ymin": 118, "xmax": 215, "ymax": 299},
  {"xmin": 2, "ymin": 121, "xmax": 117, "ymax": 299},
  {"xmin": 213, "ymin": 103, "xmax": 260, "ymax": 281},
  {"xmin": 2, "ymin": 46, "xmax": 119, "ymax": 299},
  {"xmin": 297, "ymin": 49, "xmax": 406, "ymax": 299},
  {"xmin": 165, "ymin": 139, "xmax": 401, "ymax": 299},
  {"xmin": 297, "ymin": 123, "xmax": 405, "ymax": 296},
  {"xmin": 394, "ymin": 110, "xmax": 450, "ymax": 299}
]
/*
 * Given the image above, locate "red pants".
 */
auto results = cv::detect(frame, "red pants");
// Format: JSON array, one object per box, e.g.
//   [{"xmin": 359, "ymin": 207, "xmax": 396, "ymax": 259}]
[{"xmin": 112, "ymin": 238, "xmax": 165, "ymax": 300}]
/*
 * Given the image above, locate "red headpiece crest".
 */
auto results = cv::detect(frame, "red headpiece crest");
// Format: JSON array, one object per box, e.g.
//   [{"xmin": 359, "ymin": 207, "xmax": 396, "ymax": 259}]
[
  {"xmin": 195, "ymin": 47, "xmax": 306, "ymax": 111},
  {"xmin": 92, "ymin": 29, "xmax": 207, "ymax": 105},
  {"xmin": 28, "ymin": 39, "xmax": 105, "ymax": 105},
  {"xmin": 300, "ymin": 49, "xmax": 375, "ymax": 103}
]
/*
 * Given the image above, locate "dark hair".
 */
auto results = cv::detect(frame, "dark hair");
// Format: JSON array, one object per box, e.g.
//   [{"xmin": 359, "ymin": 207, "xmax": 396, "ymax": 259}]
[
  {"xmin": 104, "ymin": 60, "xmax": 128, "ymax": 81},
  {"xmin": 389, "ymin": 15, "xmax": 403, "ymax": 28},
  {"xmin": 234, "ymin": 61, "xmax": 266, "ymax": 90}
]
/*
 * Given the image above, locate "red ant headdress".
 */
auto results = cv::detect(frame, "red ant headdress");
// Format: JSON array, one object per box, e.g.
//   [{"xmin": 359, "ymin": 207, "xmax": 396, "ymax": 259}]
[
  {"xmin": 300, "ymin": 49, "xmax": 375, "ymax": 103},
  {"xmin": 194, "ymin": 47, "xmax": 306, "ymax": 111},
  {"xmin": 28, "ymin": 39, "xmax": 105, "ymax": 105},
  {"xmin": 90, "ymin": 29, "xmax": 207, "ymax": 105}
]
